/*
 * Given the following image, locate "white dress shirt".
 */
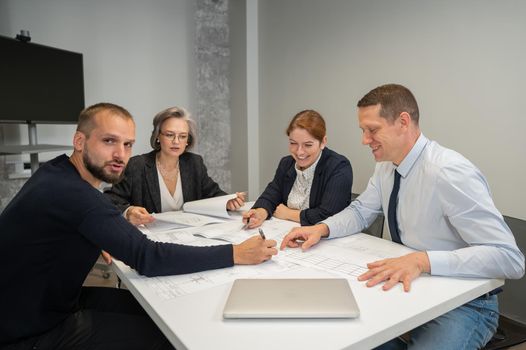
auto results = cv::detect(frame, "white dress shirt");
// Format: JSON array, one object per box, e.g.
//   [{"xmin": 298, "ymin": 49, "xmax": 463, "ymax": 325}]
[{"xmin": 323, "ymin": 134, "xmax": 524, "ymax": 279}]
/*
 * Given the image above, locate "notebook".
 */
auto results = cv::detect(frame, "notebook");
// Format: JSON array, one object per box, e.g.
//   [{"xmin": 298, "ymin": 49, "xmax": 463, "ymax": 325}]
[{"xmin": 223, "ymin": 278, "xmax": 360, "ymax": 319}]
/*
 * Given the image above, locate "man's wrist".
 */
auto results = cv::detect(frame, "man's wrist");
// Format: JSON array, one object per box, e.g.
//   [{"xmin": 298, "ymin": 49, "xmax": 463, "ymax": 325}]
[
  {"xmin": 232, "ymin": 244, "xmax": 245, "ymax": 265},
  {"xmin": 319, "ymin": 224, "xmax": 330, "ymax": 238},
  {"xmin": 418, "ymin": 251, "xmax": 431, "ymax": 273}
]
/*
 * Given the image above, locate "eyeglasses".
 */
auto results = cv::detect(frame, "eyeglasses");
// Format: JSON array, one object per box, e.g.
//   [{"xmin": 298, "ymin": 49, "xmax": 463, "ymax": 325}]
[{"xmin": 159, "ymin": 131, "xmax": 189, "ymax": 142}]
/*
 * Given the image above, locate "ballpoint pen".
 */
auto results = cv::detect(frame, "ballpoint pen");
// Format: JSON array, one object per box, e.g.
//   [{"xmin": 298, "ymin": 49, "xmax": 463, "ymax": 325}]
[
  {"xmin": 258, "ymin": 228, "xmax": 266, "ymax": 240},
  {"xmin": 242, "ymin": 214, "xmax": 253, "ymax": 230}
]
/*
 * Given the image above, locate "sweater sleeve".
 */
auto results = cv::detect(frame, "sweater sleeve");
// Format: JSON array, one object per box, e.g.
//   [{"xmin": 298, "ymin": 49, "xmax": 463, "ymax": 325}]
[{"xmin": 79, "ymin": 201, "xmax": 234, "ymax": 277}]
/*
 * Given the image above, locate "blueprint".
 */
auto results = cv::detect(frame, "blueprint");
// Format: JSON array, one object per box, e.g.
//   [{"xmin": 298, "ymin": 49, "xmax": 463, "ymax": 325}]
[
  {"xmin": 130, "ymin": 222, "xmax": 299, "ymax": 300},
  {"xmin": 277, "ymin": 233, "xmax": 414, "ymax": 278},
  {"xmin": 127, "ymin": 220, "xmax": 411, "ymax": 300},
  {"xmin": 132, "ymin": 259, "xmax": 299, "ymax": 300}
]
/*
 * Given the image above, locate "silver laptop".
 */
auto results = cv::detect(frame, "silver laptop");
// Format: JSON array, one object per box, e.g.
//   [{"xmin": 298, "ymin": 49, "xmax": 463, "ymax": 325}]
[{"xmin": 223, "ymin": 278, "xmax": 360, "ymax": 319}]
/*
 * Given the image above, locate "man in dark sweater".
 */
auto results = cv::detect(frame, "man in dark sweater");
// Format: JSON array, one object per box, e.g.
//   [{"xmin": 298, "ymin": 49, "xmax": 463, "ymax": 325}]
[{"xmin": 0, "ymin": 103, "xmax": 277, "ymax": 349}]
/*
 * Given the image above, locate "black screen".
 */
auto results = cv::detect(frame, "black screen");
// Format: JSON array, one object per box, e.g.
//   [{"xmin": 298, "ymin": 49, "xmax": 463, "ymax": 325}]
[{"xmin": 0, "ymin": 35, "xmax": 85, "ymax": 124}]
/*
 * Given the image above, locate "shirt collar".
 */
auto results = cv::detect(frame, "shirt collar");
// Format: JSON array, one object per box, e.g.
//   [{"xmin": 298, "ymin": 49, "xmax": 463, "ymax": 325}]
[{"xmin": 396, "ymin": 133, "xmax": 429, "ymax": 178}]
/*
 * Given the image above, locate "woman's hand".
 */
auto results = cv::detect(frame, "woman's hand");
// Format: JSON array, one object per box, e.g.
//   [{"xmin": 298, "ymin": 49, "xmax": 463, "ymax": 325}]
[
  {"xmin": 273, "ymin": 204, "xmax": 300, "ymax": 222},
  {"xmin": 125, "ymin": 206, "xmax": 154, "ymax": 226},
  {"xmin": 226, "ymin": 192, "xmax": 246, "ymax": 211},
  {"xmin": 242, "ymin": 208, "xmax": 268, "ymax": 229}
]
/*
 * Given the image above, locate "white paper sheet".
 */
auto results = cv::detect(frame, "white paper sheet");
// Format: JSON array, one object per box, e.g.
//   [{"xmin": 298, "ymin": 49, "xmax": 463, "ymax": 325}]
[
  {"xmin": 145, "ymin": 211, "xmax": 227, "ymax": 233},
  {"xmin": 192, "ymin": 218, "xmax": 298, "ymax": 243},
  {"xmin": 182, "ymin": 193, "xmax": 237, "ymax": 219}
]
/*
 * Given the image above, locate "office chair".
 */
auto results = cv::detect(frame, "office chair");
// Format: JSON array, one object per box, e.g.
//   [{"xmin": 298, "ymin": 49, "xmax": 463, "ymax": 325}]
[
  {"xmin": 351, "ymin": 193, "xmax": 385, "ymax": 238},
  {"xmin": 483, "ymin": 215, "xmax": 526, "ymax": 350},
  {"xmin": 483, "ymin": 316, "xmax": 526, "ymax": 350}
]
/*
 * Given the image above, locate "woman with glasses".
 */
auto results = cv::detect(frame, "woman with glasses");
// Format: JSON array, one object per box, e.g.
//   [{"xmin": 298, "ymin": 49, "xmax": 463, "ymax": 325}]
[
  {"xmin": 105, "ymin": 106, "xmax": 244, "ymax": 225},
  {"xmin": 242, "ymin": 109, "xmax": 353, "ymax": 229}
]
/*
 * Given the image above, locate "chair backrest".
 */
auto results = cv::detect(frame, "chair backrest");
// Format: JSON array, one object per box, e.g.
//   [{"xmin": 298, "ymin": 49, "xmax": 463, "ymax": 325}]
[
  {"xmin": 471, "ymin": 216, "xmax": 526, "ymax": 350},
  {"xmin": 498, "ymin": 215, "xmax": 526, "ymax": 324},
  {"xmin": 351, "ymin": 193, "xmax": 384, "ymax": 238}
]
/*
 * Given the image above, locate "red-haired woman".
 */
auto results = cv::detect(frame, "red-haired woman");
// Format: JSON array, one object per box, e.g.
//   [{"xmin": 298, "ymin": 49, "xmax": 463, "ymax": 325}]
[{"xmin": 243, "ymin": 110, "xmax": 353, "ymax": 228}]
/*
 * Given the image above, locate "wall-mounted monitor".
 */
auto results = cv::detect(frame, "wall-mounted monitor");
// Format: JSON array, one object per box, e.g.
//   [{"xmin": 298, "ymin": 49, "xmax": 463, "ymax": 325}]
[{"xmin": 0, "ymin": 35, "xmax": 85, "ymax": 124}]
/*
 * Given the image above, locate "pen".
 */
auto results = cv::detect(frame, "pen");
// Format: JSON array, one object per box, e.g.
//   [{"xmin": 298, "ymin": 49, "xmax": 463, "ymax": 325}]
[
  {"xmin": 242, "ymin": 214, "xmax": 252, "ymax": 230},
  {"xmin": 258, "ymin": 228, "xmax": 266, "ymax": 240}
]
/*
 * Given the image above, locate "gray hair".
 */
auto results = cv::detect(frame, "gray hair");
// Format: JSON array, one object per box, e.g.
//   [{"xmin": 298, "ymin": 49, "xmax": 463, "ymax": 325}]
[{"xmin": 150, "ymin": 106, "xmax": 197, "ymax": 151}]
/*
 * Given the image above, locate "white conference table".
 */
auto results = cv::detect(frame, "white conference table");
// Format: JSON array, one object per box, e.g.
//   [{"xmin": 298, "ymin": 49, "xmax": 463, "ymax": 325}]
[{"xmin": 112, "ymin": 225, "xmax": 503, "ymax": 350}]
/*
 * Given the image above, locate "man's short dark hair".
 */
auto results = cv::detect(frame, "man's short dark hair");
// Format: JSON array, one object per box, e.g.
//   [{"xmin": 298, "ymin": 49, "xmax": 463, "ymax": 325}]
[
  {"xmin": 357, "ymin": 84, "xmax": 419, "ymax": 125},
  {"xmin": 77, "ymin": 103, "xmax": 133, "ymax": 137}
]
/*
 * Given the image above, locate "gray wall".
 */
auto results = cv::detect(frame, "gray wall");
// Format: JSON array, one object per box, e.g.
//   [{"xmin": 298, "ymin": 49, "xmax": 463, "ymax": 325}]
[{"xmin": 258, "ymin": 0, "xmax": 526, "ymax": 220}]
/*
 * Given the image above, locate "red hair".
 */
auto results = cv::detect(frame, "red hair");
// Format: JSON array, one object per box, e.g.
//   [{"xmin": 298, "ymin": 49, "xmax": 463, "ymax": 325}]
[{"xmin": 286, "ymin": 110, "xmax": 326, "ymax": 142}]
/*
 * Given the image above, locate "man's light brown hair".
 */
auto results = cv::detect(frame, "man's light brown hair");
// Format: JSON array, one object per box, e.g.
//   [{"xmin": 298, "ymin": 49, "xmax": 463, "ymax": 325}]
[
  {"xmin": 357, "ymin": 84, "xmax": 419, "ymax": 125},
  {"xmin": 77, "ymin": 103, "xmax": 133, "ymax": 137}
]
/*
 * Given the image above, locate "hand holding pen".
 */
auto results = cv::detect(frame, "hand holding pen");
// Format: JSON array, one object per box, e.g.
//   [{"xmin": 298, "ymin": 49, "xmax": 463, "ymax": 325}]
[
  {"xmin": 232, "ymin": 227, "xmax": 277, "ymax": 264},
  {"xmin": 242, "ymin": 208, "xmax": 268, "ymax": 229}
]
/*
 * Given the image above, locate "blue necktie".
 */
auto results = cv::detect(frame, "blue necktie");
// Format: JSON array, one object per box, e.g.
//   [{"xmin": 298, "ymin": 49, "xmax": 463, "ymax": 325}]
[{"xmin": 388, "ymin": 170, "xmax": 402, "ymax": 244}]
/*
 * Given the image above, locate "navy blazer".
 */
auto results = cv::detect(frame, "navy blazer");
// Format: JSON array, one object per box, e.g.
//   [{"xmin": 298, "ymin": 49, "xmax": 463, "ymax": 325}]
[
  {"xmin": 253, "ymin": 147, "xmax": 353, "ymax": 225},
  {"xmin": 104, "ymin": 151, "xmax": 226, "ymax": 213}
]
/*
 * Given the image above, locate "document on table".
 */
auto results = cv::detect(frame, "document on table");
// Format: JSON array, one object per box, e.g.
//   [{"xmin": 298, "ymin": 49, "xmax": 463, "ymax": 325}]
[
  {"xmin": 145, "ymin": 211, "xmax": 226, "ymax": 233},
  {"xmin": 182, "ymin": 193, "xmax": 238, "ymax": 219},
  {"xmin": 132, "ymin": 259, "xmax": 300, "ymax": 300},
  {"xmin": 132, "ymin": 222, "xmax": 413, "ymax": 300},
  {"xmin": 132, "ymin": 227, "xmax": 300, "ymax": 300},
  {"xmin": 144, "ymin": 194, "xmax": 240, "ymax": 233},
  {"xmin": 192, "ymin": 218, "xmax": 298, "ymax": 244},
  {"xmin": 144, "ymin": 218, "xmax": 297, "ymax": 244},
  {"xmin": 277, "ymin": 233, "xmax": 414, "ymax": 278}
]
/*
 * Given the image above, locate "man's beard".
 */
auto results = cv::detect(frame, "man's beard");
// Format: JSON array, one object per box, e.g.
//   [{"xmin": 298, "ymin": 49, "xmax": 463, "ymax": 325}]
[{"xmin": 83, "ymin": 149, "xmax": 125, "ymax": 184}]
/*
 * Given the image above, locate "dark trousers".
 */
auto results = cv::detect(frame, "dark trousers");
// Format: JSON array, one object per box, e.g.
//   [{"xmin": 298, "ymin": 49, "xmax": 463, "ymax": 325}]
[{"xmin": 3, "ymin": 287, "xmax": 174, "ymax": 350}]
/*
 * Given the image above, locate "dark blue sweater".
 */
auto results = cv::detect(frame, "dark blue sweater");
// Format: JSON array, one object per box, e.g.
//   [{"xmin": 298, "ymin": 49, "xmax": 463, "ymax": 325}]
[
  {"xmin": 0, "ymin": 155, "xmax": 233, "ymax": 345},
  {"xmin": 253, "ymin": 148, "xmax": 353, "ymax": 225}
]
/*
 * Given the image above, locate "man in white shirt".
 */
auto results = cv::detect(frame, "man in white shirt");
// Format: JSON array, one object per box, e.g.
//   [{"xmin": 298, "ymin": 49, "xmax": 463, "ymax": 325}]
[{"xmin": 280, "ymin": 84, "xmax": 525, "ymax": 349}]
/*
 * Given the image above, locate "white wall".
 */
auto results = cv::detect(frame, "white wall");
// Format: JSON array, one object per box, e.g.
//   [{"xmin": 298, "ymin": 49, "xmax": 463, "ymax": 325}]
[
  {"xmin": 0, "ymin": 0, "xmax": 196, "ymax": 160},
  {"xmin": 258, "ymin": 0, "xmax": 526, "ymax": 220}
]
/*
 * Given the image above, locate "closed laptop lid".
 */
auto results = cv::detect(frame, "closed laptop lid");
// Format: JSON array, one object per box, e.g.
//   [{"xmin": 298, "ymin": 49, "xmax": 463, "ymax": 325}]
[{"xmin": 223, "ymin": 278, "xmax": 360, "ymax": 319}]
